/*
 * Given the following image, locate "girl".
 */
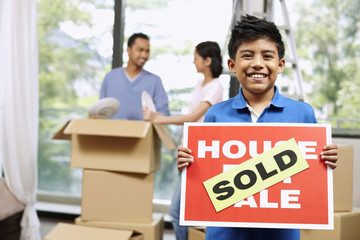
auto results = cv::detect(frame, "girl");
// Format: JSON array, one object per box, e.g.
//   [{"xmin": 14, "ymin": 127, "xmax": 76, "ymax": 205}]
[{"xmin": 143, "ymin": 41, "xmax": 224, "ymax": 240}]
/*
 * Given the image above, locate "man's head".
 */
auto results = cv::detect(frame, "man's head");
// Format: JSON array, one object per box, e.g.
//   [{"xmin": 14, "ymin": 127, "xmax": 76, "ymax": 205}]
[
  {"xmin": 127, "ymin": 33, "xmax": 150, "ymax": 69},
  {"xmin": 127, "ymin": 33, "xmax": 149, "ymax": 48},
  {"xmin": 228, "ymin": 15, "xmax": 285, "ymax": 60}
]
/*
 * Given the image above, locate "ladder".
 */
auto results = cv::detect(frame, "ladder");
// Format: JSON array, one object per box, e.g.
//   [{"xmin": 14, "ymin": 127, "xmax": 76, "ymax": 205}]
[{"xmin": 226, "ymin": 0, "xmax": 306, "ymax": 101}]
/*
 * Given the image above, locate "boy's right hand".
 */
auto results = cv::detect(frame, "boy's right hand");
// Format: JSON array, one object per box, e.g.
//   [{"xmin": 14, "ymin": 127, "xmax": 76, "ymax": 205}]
[{"xmin": 177, "ymin": 145, "xmax": 194, "ymax": 171}]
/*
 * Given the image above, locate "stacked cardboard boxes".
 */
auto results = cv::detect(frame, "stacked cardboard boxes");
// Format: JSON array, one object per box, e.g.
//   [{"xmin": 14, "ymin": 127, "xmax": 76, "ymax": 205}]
[
  {"xmin": 51, "ymin": 119, "xmax": 176, "ymax": 240},
  {"xmin": 301, "ymin": 145, "xmax": 360, "ymax": 240}
]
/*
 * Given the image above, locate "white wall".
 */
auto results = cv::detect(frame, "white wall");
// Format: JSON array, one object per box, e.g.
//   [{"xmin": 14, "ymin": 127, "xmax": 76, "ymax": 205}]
[{"xmin": 333, "ymin": 137, "xmax": 360, "ymax": 209}]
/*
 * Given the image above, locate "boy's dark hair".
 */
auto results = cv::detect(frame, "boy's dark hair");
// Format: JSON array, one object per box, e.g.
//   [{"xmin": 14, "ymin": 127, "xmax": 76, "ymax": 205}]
[
  {"xmin": 196, "ymin": 41, "xmax": 223, "ymax": 78},
  {"xmin": 228, "ymin": 14, "xmax": 285, "ymax": 60},
  {"xmin": 127, "ymin": 33, "xmax": 149, "ymax": 47}
]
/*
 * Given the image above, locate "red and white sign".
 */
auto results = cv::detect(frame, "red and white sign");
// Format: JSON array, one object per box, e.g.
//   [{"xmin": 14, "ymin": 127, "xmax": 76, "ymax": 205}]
[{"xmin": 180, "ymin": 123, "xmax": 333, "ymax": 229}]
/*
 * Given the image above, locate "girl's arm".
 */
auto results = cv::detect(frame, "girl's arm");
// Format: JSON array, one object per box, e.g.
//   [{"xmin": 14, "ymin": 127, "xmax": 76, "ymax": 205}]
[{"xmin": 143, "ymin": 101, "xmax": 211, "ymax": 125}]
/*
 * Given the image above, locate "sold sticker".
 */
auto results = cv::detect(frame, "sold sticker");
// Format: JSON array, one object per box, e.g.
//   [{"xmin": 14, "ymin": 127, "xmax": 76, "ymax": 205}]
[{"xmin": 203, "ymin": 138, "xmax": 309, "ymax": 212}]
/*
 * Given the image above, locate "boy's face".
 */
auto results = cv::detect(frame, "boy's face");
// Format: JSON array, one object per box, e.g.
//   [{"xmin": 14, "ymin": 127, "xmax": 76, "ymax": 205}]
[
  {"xmin": 127, "ymin": 38, "xmax": 150, "ymax": 69},
  {"xmin": 227, "ymin": 38, "xmax": 285, "ymax": 98}
]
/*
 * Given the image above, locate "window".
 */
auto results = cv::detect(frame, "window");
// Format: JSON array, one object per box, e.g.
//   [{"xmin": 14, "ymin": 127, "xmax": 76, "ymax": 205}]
[
  {"xmin": 37, "ymin": 0, "xmax": 232, "ymax": 207},
  {"xmin": 38, "ymin": 0, "xmax": 114, "ymax": 198},
  {"xmin": 39, "ymin": 0, "xmax": 360, "ymax": 211},
  {"xmin": 123, "ymin": 0, "xmax": 232, "ymax": 201}
]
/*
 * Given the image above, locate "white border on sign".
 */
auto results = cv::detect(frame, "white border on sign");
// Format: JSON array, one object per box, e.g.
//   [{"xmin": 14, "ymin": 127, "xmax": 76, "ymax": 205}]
[{"xmin": 179, "ymin": 122, "xmax": 333, "ymax": 230}]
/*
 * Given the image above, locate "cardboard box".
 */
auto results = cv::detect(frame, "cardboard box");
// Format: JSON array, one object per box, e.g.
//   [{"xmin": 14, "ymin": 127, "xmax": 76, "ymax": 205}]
[
  {"xmin": 188, "ymin": 227, "xmax": 206, "ymax": 240},
  {"xmin": 44, "ymin": 223, "xmax": 143, "ymax": 240},
  {"xmin": 75, "ymin": 213, "xmax": 164, "ymax": 240},
  {"xmin": 82, "ymin": 169, "xmax": 154, "ymax": 223},
  {"xmin": 52, "ymin": 119, "xmax": 176, "ymax": 173},
  {"xmin": 334, "ymin": 146, "xmax": 353, "ymax": 212},
  {"xmin": 301, "ymin": 209, "xmax": 360, "ymax": 240}
]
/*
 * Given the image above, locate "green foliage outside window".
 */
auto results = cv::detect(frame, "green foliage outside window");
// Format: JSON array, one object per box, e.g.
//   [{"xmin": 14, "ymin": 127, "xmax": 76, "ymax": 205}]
[
  {"xmin": 293, "ymin": 0, "xmax": 360, "ymax": 132},
  {"xmin": 37, "ymin": 0, "xmax": 187, "ymax": 199}
]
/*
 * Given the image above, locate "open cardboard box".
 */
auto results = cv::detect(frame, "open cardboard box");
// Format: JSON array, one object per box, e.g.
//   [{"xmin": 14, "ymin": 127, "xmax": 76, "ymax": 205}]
[
  {"xmin": 75, "ymin": 213, "xmax": 164, "ymax": 240},
  {"xmin": 52, "ymin": 119, "xmax": 176, "ymax": 173},
  {"xmin": 44, "ymin": 223, "xmax": 143, "ymax": 240},
  {"xmin": 81, "ymin": 169, "xmax": 154, "ymax": 223}
]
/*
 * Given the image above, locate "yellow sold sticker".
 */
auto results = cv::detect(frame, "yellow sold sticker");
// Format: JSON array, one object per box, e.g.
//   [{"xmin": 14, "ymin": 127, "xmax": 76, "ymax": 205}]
[{"xmin": 203, "ymin": 138, "xmax": 309, "ymax": 212}]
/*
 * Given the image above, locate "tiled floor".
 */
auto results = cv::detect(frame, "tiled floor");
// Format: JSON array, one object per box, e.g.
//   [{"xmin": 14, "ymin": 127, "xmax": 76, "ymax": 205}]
[{"xmin": 39, "ymin": 215, "xmax": 176, "ymax": 240}]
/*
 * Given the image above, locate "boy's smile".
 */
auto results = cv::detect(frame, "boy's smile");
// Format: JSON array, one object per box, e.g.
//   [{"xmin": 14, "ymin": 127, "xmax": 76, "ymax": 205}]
[{"xmin": 228, "ymin": 38, "xmax": 285, "ymax": 100}]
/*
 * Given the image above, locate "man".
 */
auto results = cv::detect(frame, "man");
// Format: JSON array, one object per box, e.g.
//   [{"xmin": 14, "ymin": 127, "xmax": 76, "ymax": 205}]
[{"xmin": 99, "ymin": 32, "xmax": 170, "ymax": 120}]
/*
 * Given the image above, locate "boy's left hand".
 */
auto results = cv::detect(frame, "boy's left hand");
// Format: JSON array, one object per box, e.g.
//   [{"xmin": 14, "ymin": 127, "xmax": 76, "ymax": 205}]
[{"xmin": 320, "ymin": 144, "xmax": 338, "ymax": 169}]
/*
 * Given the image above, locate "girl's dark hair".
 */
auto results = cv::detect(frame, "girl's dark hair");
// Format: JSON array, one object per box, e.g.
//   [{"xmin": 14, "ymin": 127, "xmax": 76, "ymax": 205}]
[
  {"xmin": 228, "ymin": 15, "xmax": 285, "ymax": 60},
  {"xmin": 195, "ymin": 41, "xmax": 223, "ymax": 78}
]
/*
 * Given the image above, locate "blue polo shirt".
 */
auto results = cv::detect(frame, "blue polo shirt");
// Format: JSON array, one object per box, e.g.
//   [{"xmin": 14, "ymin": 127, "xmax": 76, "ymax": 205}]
[
  {"xmin": 205, "ymin": 86, "xmax": 316, "ymax": 124},
  {"xmin": 204, "ymin": 86, "xmax": 316, "ymax": 240}
]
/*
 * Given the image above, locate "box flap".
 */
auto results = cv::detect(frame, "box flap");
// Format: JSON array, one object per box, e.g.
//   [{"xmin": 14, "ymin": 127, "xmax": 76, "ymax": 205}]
[
  {"xmin": 153, "ymin": 123, "xmax": 177, "ymax": 150},
  {"xmin": 129, "ymin": 233, "xmax": 144, "ymax": 240},
  {"xmin": 64, "ymin": 119, "xmax": 151, "ymax": 138},
  {"xmin": 74, "ymin": 213, "xmax": 163, "ymax": 227},
  {"xmin": 52, "ymin": 120, "xmax": 72, "ymax": 140},
  {"xmin": 44, "ymin": 223, "xmax": 136, "ymax": 240}
]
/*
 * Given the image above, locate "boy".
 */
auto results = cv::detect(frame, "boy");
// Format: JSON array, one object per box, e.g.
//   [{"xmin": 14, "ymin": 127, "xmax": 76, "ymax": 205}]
[{"xmin": 177, "ymin": 15, "xmax": 338, "ymax": 240}]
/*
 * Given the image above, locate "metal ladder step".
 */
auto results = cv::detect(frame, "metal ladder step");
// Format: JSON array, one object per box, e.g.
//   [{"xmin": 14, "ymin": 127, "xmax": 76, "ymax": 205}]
[{"xmin": 226, "ymin": 0, "xmax": 305, "ymax": 101}]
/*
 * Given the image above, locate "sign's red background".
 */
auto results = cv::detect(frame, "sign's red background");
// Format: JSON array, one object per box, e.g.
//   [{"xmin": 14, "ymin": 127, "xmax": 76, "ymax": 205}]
[{"xmin": 184, "ymin": 125, "xmax": 328, "ymax": 224}]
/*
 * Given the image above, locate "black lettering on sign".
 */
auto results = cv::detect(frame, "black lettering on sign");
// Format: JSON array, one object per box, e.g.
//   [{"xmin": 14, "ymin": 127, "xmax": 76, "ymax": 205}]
[
  {"xmin": 213, "ymin": 180, "xmax": 234, "ymax": 200},
  {"xmin": 274, "ymin": 150, "xmax": 297, "ymax": 171},
  {"xmin": 234, "ymin": 169, "xmax": 257, "ymax": 190},
  {"xmin": 255, "ymin": 162, "xmax": 278, "ymax": 180}
]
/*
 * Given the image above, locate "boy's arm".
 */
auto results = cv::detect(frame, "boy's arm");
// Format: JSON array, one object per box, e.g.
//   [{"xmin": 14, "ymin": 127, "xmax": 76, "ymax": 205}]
[
  {"xmin": 321, "ymin": 144, "xmax": 338, "ymax": 169},
  {"xmin": 177, "ymin": 146, "xmax": 194, "ymax": 171}
]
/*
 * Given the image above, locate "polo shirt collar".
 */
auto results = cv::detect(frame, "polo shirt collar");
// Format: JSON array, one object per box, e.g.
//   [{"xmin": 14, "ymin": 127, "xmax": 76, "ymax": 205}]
[{"xmin": 232, "ymin": 86, "xmax": 286, "ymax": 109}]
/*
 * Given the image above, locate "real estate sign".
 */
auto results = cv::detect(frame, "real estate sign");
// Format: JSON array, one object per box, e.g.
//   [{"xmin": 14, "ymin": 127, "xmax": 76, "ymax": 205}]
[{"xmin": 180, "ymin": 123, "xmax": 333, "ymax": 229}]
